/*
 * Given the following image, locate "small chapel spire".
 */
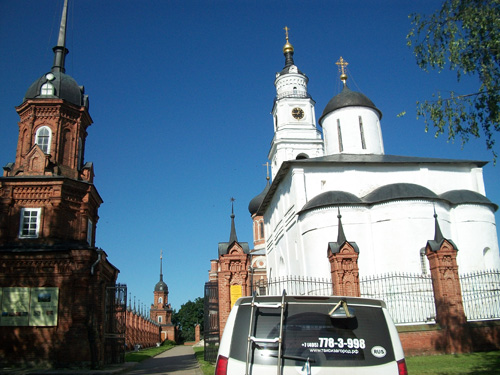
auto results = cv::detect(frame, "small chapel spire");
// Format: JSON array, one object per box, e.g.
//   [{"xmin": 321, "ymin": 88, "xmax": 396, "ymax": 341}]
[
  {"xmin": 336, "ymin": 56, "xmax": 349, "ymax": 86},
  {"xmin": 159, "ymin": 250, "xmax": 164, "ymax": 282},
  {"xmin": 52, "ymin": 0, "xmax": 70, "ymax": 73},
  {"xmin": 282, "ymin": 26, "xmax": 295, "ymax": 68},
  {"xmin": 229, "ymin": 197, "xmax": 238, "ymax": 243},
  {"xmin": 337, "ymin": 208, "xmax": 347, "ymax": 244},
  {"xmin": 433, "ymin": 207, "xmax": 444, "ymax": 243}
]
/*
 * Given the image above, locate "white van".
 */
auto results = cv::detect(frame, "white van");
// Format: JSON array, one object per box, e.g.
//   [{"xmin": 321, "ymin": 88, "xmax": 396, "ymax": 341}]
[{"xmin": 215, "ymin": 294, "xmax": 408, "ymax": 375}]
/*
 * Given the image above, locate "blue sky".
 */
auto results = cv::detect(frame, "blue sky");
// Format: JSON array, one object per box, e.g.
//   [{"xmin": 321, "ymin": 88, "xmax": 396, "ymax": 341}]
[{"xmin": 1, "ymin": 0, "xmax": 498, "ymax": 312}]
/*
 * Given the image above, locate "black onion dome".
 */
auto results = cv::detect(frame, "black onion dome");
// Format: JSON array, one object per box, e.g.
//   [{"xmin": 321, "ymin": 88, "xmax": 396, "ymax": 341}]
[
  {"xmin": 319, "ymin": 85, "xmax": 382, "ymax": 126},
  {"xmin": 440, "ymin": 190, "xmax": 498, "ymax": 210},
  {"xmin": 24, "ymin": 71, "xmax": 87, "ymax": 107},
  {"xmin": 363, "ymin": 183, "xmax": 438, "ymax": 204},
  {"xmin": 300, "ymin": 191, "xmax": 363, "ymax": 214},
  {"xmin": 154, "ymin": 279, "xmax": 168, "ymax": 292},
  {"xmin": 248, "ymin": 182, "xmax": 270, "ymax": 215}
]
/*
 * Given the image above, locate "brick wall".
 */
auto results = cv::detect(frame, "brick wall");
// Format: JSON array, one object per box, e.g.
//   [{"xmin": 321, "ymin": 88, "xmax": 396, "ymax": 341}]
[
  {"xmin": 399, "ymin": 320, "xmax": 500, "ymax": 356},
  {"xmin": 0, "ymin": 248, "xmax": 119, "ymax": 368}
]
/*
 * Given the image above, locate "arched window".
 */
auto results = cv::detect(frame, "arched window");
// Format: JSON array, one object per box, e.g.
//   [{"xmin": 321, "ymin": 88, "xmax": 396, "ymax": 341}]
[
  {"xmin": 35, "ymin": 126, "xmax": 51, "ymax": 154},
  {"xmin": 40, "ymin": 82, "xmax": 54, "ymax": 96},
  {"xmin": 158, "ymin": 297, "xmax": 163, "ymax": 304},
  {"xmin": 296, "ymin": 153, "xmax": 308, "ymax": 160},
  {"xmin": 77, "ymin": 137, "xmax": 83, "ymax": 169},
  {"xmin": 158, "ymin": 316, "xmax": 163, "ymax": 323}
]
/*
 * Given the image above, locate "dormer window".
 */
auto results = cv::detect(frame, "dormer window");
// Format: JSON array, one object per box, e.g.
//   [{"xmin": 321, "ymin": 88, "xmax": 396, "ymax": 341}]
[
  {"xmin": 35, "ymin": 126, "xmax": 51, "ymax": 154},
  {"xmin": 40, "ymin": 82, "xmax": 55, "ymax": 96}
]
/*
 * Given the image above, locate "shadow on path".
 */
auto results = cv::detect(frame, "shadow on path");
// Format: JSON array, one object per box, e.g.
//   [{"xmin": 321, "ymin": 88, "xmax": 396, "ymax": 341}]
[{"xmin": 126, "ymin": 346, "xmax": 202, "ymax": 375}]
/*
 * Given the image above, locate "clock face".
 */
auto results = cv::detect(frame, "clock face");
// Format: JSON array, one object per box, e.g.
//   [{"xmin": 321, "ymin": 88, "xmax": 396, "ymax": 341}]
[{"xmin": 292, "ymin": 107, "xmax": 304, "ymax": 120}]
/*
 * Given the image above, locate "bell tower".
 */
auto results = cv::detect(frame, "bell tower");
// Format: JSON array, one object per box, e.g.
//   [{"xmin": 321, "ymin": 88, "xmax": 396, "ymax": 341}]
[
  {"xmin": 0, "ymin": 0, "xmax": 100, "ymax": 249},
  {"xmin": 268, "ymin": 27, "xmax": 324, "ymax": 180},
  {"xmin": 150, "ymin": 251, "xmax": 175, "ymax": 341},
  {"xmin": 0, "ymin": 1, "xmax": 120, "ymax": 367}
]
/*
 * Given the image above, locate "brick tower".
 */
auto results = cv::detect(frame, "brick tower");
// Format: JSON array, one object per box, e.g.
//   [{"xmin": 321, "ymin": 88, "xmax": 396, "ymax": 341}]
[
  {"xmin": 216, "ymin": 200, "xmax": 250, "ymax": 336},
  {"xmin": 0, "ymin": 0, "xmax": 120, "ymax": 368},
  {"xmin": 150, "ymin": 251, "xmax": 175, "ymax": 342}
]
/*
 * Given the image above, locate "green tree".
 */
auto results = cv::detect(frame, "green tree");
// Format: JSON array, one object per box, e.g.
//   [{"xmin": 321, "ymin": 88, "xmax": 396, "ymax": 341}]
[
  {"xmin": 407, "ymin": 0, "xmax": 500, "ymax": 161},
  {"xmin": 172, "ymin": 297, "xmax": 204, "ymax": 342}
]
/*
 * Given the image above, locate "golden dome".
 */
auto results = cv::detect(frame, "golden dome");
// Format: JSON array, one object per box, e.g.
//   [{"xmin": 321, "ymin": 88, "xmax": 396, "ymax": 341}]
[{"xmin": 283, "ymin": 41, "xmax": 294, "ymax": 53}]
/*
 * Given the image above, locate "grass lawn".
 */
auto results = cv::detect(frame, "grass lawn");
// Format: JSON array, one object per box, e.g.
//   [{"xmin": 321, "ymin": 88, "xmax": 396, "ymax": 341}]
[
  {"xmin": 406, "ymin": 351, "xmax": 500, "ymax": 375},
  {"xmin": 193, "ymin": 346, "xmax": 216, "ymax": 375},
  {"xmin": 125, "ymin": 342, "xmax": 176, "ymax": 362},
  {"xmin": 191, "ymin": 348, "xmax": 500, "ymax": 375}
]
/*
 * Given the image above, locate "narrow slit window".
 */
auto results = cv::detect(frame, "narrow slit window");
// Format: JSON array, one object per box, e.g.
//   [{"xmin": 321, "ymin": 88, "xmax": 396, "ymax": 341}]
[
  {"xmin": 420, "ymin": 248, "xmax": 428, "ymax": 275},
  {"xmin": 87, "ymin": 218, "xmax": 93, "ymax": 245},
  {"xmin": 359, "ymin": 116, "xmax": 366, "ymax": 149},
  {"xmin": 337, "ymin": 119, "xmax": 343, "ymax": 152}
]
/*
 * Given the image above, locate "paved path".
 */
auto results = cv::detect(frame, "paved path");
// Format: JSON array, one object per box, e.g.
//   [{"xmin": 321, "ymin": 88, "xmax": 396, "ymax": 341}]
[{"xmin": 124, "ymin": 346, "xmax": 203, "ymax": 375}]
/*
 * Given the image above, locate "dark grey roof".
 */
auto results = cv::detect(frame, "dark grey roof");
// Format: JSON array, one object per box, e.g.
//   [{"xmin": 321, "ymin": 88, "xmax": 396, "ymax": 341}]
[
  {"xmin": 248, "ymin": 181, "xmax": 270, "ymax": 215},
  {"xmin": 440, "ymin": 190, "xmax": 498, "ymax": 209},
  {"xmin": 24, "ymin": 71, "xmax": 88, "ymax": 107},
  {"xmin": 327, "ymin": 211, "xmax": 359, "ymax": 255},
  {"xmin": 427, "ymin": 214, "xmax": 458, "ymax": 252},
  {"xmin": 218, "ymin": 242, "xmax": 250, "ymax": 257},
  {"xmin": 319, "ymin": 85, "xmax": 382, "ymax": 125},
  {"xmin": 277, "ymin": 48, "xmax": 305, "ymax": 77},
  {"xmin": 328, "ymin": 241, "xmax": 359, "ymax": 255},
  {"xmin": 257, "ymin": 154, "xmax": 489, "ymax": 216},
  {"xmin": 299, "ymin": 184, "xmax": 496, "ymax": 214},
  {"xmin": 288, "ymin": 153, "xmax": 488, "ymax": 167},
  {"xmin": 278, "ymin": 64, "xmax": 305, "ymax": 76},
  {"xmin": 300, "ymin": 191, "xmax": 363, "ymax": 213},
  {"xmin": 154, "ymin": 279, "xmax": 168, "ymax": 292},
  {"xmin": 363, "ymin": 183, "xmax": 438, "ymax": 204}
]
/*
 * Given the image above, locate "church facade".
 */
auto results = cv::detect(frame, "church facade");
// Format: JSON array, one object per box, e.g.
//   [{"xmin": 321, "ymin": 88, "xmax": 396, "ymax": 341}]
[{"xmin": 250, "ymin": 34, "xmax": 500, "ymax": 287}]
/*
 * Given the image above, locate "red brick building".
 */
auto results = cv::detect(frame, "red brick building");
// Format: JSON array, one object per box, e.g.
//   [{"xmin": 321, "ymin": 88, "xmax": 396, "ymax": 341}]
[
  {"xmin": 206, "ymin": 199, "xmax": 267, "ymax": 339},
  {"xmin": 0, "ymin": 0, "xmax": 122, "ymax": 368},
  {"xmin": 150, "ymin": 252, "xmax": 176, "ymax": 342}
]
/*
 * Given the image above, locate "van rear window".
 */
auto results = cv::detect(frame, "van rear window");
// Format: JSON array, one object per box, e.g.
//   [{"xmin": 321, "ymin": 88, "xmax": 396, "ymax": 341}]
[{"xmin": 230, "ymin": 301, "xmax": 395, "ymax": 367}]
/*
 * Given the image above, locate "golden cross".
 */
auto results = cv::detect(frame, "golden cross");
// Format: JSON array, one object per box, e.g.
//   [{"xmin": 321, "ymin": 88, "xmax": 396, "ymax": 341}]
[
  {"xmin": 336, "ymin": 56, "xmax": 348, "ymax": 75},
  {"xmin": 284, "ymin": 26, "xmax": 290, "ymax": 41},
  {"xmin": 336, "ymin": 56, "xmax": 349, "ymax": 84}
]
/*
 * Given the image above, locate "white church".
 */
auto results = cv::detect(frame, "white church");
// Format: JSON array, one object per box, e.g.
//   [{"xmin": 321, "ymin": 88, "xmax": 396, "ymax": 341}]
[{"xmin": 248, "ymin": 33, "xmax": 500, "ymax": 307}]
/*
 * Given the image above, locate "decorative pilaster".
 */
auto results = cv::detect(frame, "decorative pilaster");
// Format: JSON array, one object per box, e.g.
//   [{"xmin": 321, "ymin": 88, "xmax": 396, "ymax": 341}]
[
  {"xmin": 425, "ymin": 212, "xmax": 470, "ymax": 353},
  {"xmin": 327, "ymin": 210, "xmax": 360, "ymax": 297},
  {"xmin": 425, "ymin": 241, "xmax": 466, "ymax": 326},
  {"xmin": 328, "ymin": 242, "xmax": 361, "ymax": 297}
]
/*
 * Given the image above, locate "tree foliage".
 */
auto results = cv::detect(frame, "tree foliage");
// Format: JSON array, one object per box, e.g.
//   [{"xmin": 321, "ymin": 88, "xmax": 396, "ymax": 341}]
[
  {"xmin": 172, "ymin": 297, "xmax": 204, "ymax": 342},
  {"xmin": 407, "ymin": 0, "xmax": 500, "ymax": 161}
]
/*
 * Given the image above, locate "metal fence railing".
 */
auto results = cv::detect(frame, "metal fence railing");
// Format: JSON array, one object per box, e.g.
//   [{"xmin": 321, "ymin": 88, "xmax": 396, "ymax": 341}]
[
  {"xmin": 252, "ymin": 270, "xmax": 500, "ymax": 325},
  {"xmin": 460, "ymin": 269, "xmax": 500, "ymax": 321},
  {"xmin": 360, "ymin": 272, "xmax": 436, "ymax": 324},
  {"xmin": 257, "ymin": 275, "xmax": 332, "ymax": 297}
]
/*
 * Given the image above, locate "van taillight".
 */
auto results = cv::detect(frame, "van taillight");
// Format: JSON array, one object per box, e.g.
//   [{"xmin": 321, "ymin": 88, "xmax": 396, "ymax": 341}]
[
  {"xmin": 397, "ymin": 359, "xmax": 408, "ymax": 375},
  {"xmin": 215, "ymin": 355, "xmax": 228, "ymax": 375}
]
